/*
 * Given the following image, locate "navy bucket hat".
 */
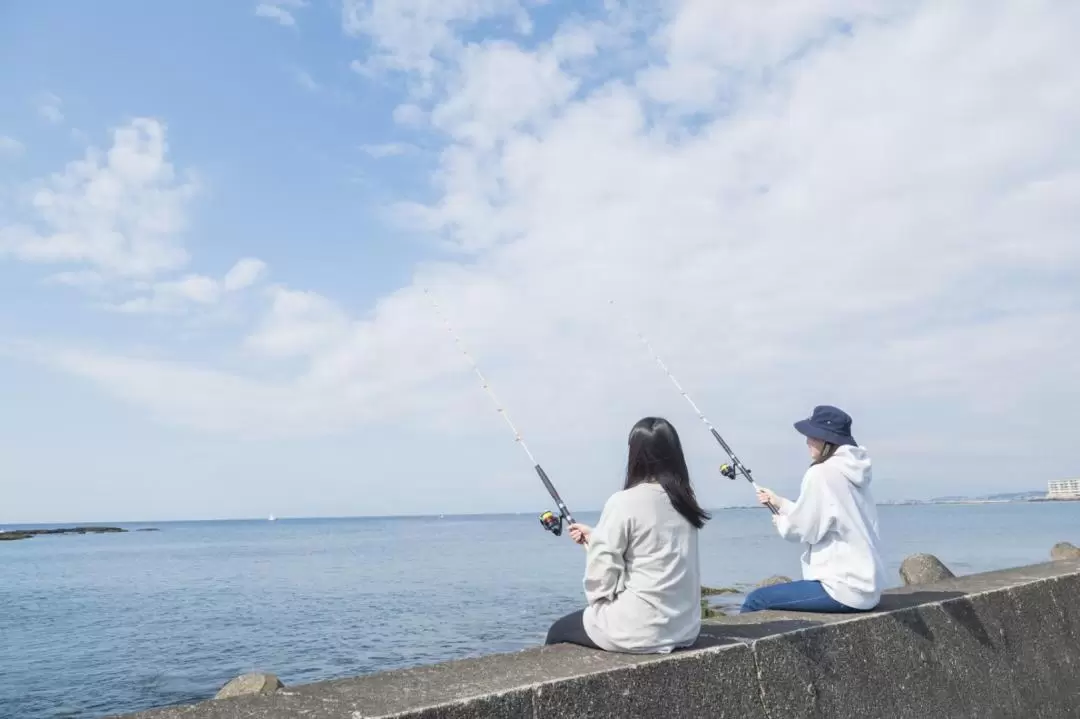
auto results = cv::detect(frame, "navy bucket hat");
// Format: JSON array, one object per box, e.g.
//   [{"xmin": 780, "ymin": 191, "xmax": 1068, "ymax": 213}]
[{"xmin": 794, "ymin": 405, "xmax": 857, "ymax": 447}]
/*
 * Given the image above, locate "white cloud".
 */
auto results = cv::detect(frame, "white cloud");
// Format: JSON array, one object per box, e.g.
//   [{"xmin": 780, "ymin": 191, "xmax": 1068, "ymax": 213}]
[
  {"xmin": 37, "ymin": 92, "xmax": 64, "ymax": 124},
  {"xmin": 34, "ymin": 346, "xmax": 344, "ymax": 437},
  {"xmin": 342, "ymin": 0, "xmax": 529, "ymax": 76},
  {"xmin": 348, "ymin": 59, "xmax": 380, "ymax": 81},
  {"xmin": 2, "ymin": 118, "xmax": 269, "ymax": 320},
  {"xmin": 223, "ymin": 258, "xmax": 268, "ymax": 292},
  {"xmin": 255, "ymin": 0, "xmax": 307, "ymax": 27},
  {"xmin": 637, "ymin": 0, "xmax": 896, "ymax": 111},
  {"xmin": 111, "ymin": 258, "xmax": 269, "ymax": 315},
  {"xmin": 431, "ymin": 40, "xmax": 579, "ymax": 149},
  {"xmin": 113, "ymin": 274, "xmax": 221, "ymax": 315},
  {"xmin": 291, "ymin": 67, "xmax": 321, "ymax": 93},
  {"xmin": 245, "ymin": 287, "xmax": 353, "ymax": 359},
  {"xmin": 0, "ymin": 135, "xmax": 25, "ymax": 157},
  {"xmin": 392, "ymin": 103, "xmax": 427, "ymax": 127},
  {"xmin": 359, "ymin": 142, "xmax": 418, "ymax": 158},
  {"xmin": 43, "ymin": 270, "xmax": 106, "ymax": 291},
  {"xmin": 16, "ymin": 1, "xmax": 1080, "ymax": 498},
  {"xmin": 0, "ymin": 117, "xmax": 199, "ymax": 279}
]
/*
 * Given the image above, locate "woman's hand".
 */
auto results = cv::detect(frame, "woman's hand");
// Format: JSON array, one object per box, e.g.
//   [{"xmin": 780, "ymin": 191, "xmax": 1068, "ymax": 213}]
[
  {"xmin": 568, "ymin": 523, "xmax": 591, "ymax": 545},
  {"xmin": 756, "ymin": 487, "xmax": 780, "ymax": 508}
]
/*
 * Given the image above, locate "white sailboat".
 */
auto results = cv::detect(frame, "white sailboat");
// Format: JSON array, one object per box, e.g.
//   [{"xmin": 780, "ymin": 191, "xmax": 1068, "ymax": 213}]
[{"xmin": 268, "ymin": 514, "xmax": 276, "ymax": 522}]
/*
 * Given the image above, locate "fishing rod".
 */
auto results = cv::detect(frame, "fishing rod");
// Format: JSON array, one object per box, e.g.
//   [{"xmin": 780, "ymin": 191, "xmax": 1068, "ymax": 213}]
[
  {"xmin": 424, "ymin": 289, "xmax": 581, "ymax": 540},
  {"xmin": 611, "ymin": 301, "xmax": 779, "ymax": 515}
]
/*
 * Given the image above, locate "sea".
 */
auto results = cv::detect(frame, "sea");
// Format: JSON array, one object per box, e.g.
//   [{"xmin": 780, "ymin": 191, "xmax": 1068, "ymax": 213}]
[{"xmin": 2, "ymin": 502, "xmax": 1079, "ymax": 719}]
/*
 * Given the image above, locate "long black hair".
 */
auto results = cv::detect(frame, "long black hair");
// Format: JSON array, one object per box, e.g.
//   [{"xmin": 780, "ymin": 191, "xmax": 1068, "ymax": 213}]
[{"xmin": 624, "ymin": 417, "xmax": 710, "ymax": 529}]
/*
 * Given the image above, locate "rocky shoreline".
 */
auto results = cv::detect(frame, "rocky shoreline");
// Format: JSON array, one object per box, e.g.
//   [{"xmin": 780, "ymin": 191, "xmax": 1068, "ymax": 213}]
[{"xmin": 0, "ymin": 526, "xmax": 156, "ymax": 541}]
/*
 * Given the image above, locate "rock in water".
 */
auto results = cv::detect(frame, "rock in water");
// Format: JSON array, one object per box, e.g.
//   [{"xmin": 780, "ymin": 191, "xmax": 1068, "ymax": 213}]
[
  {"xmin": 758, "ymin": 575, "xmax": 792, "ymax": 587},
  {"xmin": 1, "ymin": 526, "xmax": 126, "ymax": 540},
  {"xmin": 700, "ymin": 599, "xmax": 726, "ymax": 620},
  {"xmin": 214, "ymin": 673, "xmax": 284, "ymax": 700},
  {"xmin": 1051, "ymin": 542, "xmax": 1080, "ymax": 561},
  {"xmin": 899, "ymin": 553, "xmax": 955, "ymax": 585}
]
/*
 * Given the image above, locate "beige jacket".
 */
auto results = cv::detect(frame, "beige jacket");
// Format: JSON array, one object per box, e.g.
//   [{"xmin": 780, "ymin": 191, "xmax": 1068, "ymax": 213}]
[{"xmin": 581, "ymin": 482, "xmax": 701, "ymax": 653}]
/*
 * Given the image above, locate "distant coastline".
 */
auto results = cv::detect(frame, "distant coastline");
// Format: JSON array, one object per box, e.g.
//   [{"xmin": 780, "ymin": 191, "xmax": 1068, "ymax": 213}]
[
  {"xmin": 0, "ymin": 526, "xmax": 159, "ymax": 542},
  {"xmin": 721, "ymin": 491, "xmax": 1080, "ymax": 510},
  {"xmin": 879, "ymin": 490, "xmax": 1080, "ymax": 506}
]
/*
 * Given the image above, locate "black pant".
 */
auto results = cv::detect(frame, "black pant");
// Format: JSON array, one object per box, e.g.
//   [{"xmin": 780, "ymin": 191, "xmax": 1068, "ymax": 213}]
[{"xmin": 545, "ymin": 609, "xmax": 600, "ymax": 649}]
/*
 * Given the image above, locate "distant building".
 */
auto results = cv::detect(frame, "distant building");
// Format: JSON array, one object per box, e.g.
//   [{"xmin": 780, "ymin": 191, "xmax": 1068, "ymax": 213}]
[{"xmin": 1048, "ymin": 479, "xmax": 1080, "ymax": 499}]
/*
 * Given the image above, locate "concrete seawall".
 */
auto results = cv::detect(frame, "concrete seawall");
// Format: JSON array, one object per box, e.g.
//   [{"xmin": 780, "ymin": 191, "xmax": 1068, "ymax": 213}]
[{"xmin": 116, "ymin": 559, "xmax": 1080, "ymax": 719}]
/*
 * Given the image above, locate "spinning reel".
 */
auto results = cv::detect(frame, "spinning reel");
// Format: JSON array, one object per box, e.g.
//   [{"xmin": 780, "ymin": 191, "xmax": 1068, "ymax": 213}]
[
  {"xmin": 539, "ymin": 509, "xmax": 564, "ymax": 536},
  {"xmin": 719, "ymin": 463, "xmax": 740, "ymax": 480}
]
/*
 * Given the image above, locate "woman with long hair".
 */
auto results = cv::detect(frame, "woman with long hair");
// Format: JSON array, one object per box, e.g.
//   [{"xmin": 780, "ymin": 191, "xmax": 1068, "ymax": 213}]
[
  {"xmin": 740, "ymin": 405, "xmax": 887, "ymax": 614},
  {"xmin": 544, "ymin": 416, "xmax": 710, "ymax": 653}
]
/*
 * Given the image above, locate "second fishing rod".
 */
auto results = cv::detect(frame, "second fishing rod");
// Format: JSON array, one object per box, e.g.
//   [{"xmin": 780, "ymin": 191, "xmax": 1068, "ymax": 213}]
[
  {"xmin": 610, "ymin": 301, "xmax": 779, "ymax": 515},
  {"xmin": 425, "ymin": 289, "xmax": 581, "ymax": 541}
]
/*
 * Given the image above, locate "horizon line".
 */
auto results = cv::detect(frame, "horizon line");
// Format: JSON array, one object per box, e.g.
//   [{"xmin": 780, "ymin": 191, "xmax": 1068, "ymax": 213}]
[{"xmin": 3, "ymin": 495, "xmax": 1065, "ymax": 528}]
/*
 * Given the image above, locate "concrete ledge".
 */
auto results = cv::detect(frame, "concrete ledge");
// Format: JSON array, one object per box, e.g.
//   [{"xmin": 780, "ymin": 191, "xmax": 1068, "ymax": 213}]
[{"xmin": 115, "ymin": 559, "xmax": 1080, "ymax": 719}]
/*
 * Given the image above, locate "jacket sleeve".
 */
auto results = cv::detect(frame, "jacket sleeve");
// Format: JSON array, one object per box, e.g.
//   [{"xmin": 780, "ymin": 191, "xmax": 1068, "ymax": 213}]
[
  {"xmin": 774, "ymin": 467, "xmax": 836, "ymax": 544},
  {"xmin": 583, "ymin": 494, "xmax": 630, "ymax": 604}
]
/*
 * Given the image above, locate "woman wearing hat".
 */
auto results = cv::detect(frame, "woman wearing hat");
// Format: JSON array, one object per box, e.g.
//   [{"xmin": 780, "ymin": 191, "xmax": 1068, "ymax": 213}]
[{"xmin": 740, "ymin": 405, "xmax": 887, "ymax": 614}]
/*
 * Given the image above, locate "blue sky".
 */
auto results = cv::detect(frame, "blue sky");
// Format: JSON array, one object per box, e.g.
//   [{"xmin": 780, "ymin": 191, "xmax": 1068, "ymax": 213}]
[{"xmin": 2, "ymin": 0, "xmax": 1079, "ymax": 523}]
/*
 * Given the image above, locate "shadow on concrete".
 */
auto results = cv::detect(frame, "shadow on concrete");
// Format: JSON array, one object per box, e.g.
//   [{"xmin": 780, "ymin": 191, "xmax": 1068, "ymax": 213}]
[
  {"xmin": 938, "ymin": 596, "xmax": 995, "ymax": 648},
  {"xmin": 876, "ymin": 590, "xmax": 966, "ymax": 612},
  {"xmin": 685, "ymin": 590, "xmax": 995, "ymax": 678},
  {"xmin": 880, "ymin": 591, "xmax": 998, "ymax": 649},
  {"xmin": 688, "ymin": 591, "xmax": 976, "ymax": 649},
  {"xmin": 694, "ymin": 620, "xmax": 823, "ymax": 647}
]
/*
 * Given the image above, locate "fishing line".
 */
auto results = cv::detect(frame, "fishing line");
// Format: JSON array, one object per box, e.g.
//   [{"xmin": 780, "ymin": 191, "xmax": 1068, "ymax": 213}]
[
  {"xmin": 424, "ymin": 289, "xmax": 581, "ymax": 539},
  {"xmin": 610, "ymin": 300, "xmax": 779, "ymax": 515}
]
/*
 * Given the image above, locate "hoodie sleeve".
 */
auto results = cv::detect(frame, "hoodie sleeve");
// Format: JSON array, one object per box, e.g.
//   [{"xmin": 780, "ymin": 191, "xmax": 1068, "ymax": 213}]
[
  {"xmin": 775, "ymin": 495, "xmax": 796, "ymax": 514},
  {"xmin": 774, "ymin": 466, "xmax": 836, "ymax": 545},
  {"xmin": 583, "ymin": 493, "xmax": 630, "ymax": 604}
]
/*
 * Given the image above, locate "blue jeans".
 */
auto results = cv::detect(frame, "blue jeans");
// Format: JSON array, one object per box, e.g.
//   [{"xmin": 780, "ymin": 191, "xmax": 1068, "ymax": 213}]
[{"xmin": 740, "ymin": 580, "xmax": 862, "ymax": 614}]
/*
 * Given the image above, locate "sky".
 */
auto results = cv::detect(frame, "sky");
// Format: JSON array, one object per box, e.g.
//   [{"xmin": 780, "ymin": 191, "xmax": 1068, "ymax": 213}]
[{"xmin": 1, "ymin": 0, "xmax": 1078, "ymax": 523}]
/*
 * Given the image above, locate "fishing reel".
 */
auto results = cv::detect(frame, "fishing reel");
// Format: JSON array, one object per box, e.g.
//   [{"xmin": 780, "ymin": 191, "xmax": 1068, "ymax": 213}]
[
  {"xmin": 720, "ymin": 463, "xmax": 739, "ymax": 480},
  {"xmin": 539, "ymin": 509, "xmax": 563, "ymax": 537}
]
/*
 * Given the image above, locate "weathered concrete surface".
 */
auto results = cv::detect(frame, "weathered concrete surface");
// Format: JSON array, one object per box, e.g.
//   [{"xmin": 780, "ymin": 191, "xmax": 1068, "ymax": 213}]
[
  {"xmin": 115, "ymin": 559, "xmax": 1080, "ymax": 719},
  {"xmin": 114, "ymin": 641, "xmax": 758, "ymax": 719},
  {"xmin": 899, "ymin": 552, "xmax": 956, "ymax": 585},
  {"xmin": 214, "ymin": 673, "xmax": 283, "ymax": 700}
]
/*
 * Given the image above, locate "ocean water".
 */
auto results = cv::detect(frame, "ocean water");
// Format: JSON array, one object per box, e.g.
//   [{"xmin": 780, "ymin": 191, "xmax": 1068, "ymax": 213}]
[{"xmin": 2, "ymin": 502, "xmax": 1079, "ymax": 719}]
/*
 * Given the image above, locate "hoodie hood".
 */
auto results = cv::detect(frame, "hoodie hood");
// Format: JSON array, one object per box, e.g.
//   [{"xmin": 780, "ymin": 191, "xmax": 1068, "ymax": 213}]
[{"xmin": 828, "ymin": 445, "xmax": 872, "ymax": 487}]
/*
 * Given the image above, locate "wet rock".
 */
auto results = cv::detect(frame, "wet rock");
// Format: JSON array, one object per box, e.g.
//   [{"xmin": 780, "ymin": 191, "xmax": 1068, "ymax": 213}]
[
  {"xmin": 214, "ymin": 673, "xmax": 284, "ymax": 700},
  {"xmin": 136, "ymin": 528, "xmax": 161, "ymax": 532},
  {"xmin": 1051, "ymin": 542, "xmax": 1080, "ymax": 561},
  {"xmin": 758, "ymin": 575, "xmax": 792, "ymax": 587},
  {"xmin": 700, "ymin": 599, "xmax": 726, "ymax": 620},
  {"xmin": 0, "ymin": 531, "xmax": 34, "ymax": 541},
  {"xmin": 899, "ymin": 553, "xmax": 955, "ymax": 586},
  {"xmin": 701, "ymin": 586, "xmax": 739, "ymax": 596}
]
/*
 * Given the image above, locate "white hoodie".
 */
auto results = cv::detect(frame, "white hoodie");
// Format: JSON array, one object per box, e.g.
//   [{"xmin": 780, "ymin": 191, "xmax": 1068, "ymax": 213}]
[{"xmin": 774, "ymin": 445, "xmax": 887, "ymax": 610}]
